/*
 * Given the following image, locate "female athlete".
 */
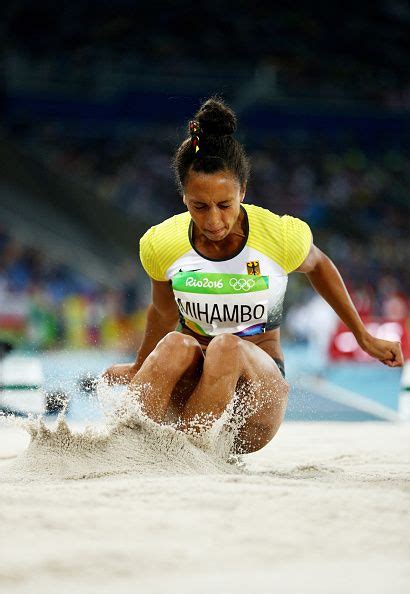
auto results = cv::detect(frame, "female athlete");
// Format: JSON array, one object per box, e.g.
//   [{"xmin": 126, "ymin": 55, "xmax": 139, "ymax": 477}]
[{"xmin": 104, "ymin": 98, "xmax": 403, "ymax": 453}]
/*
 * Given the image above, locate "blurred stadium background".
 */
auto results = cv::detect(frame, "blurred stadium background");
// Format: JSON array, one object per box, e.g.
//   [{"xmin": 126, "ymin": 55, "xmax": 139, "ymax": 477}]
[{"xmin": 0, "ymin": 1, "xmax": 409, "ymax": 420}]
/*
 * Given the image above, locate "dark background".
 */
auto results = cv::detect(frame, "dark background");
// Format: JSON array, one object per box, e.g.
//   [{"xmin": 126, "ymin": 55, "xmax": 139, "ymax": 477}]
[{"xmin": 0, "ymin": 0, "xmax": 409, "ymax": 351}]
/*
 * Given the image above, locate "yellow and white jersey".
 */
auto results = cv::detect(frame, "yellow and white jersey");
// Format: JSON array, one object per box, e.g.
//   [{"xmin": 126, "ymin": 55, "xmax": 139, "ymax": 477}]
[{"xmin": 140, "ymin": 204, "xmax": 312, "ymax": 337}]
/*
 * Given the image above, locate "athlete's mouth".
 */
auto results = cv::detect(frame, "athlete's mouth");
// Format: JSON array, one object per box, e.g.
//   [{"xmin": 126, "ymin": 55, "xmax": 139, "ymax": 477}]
[{"xmin": 206, "ymin": 228, "xmax": 225, "ymax": 237}]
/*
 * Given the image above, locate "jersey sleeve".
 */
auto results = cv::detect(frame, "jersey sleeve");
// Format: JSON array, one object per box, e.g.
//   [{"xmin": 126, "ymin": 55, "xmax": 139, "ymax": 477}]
[
  {"xmin": 281, "ymin": 215, "xmax": 312, "ymax": 273},
  {"xmin": 139, "ymin": 227, "xmax": 167, "ymax": 282}
]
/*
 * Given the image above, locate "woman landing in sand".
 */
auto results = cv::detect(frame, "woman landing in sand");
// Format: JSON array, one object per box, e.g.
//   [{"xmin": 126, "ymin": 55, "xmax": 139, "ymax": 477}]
[{"xmin": 104, "ymin": 98, "xmax": 403, "ymax": 453}]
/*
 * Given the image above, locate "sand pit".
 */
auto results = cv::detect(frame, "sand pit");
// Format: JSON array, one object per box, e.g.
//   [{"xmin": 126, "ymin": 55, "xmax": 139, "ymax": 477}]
[{"xmin": 0, "ymin": 417, "xmax": 409, "ymax": 594}]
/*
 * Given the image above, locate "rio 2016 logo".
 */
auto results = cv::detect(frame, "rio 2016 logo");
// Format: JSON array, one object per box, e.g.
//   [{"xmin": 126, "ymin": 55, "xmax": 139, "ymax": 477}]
[{"xmin": 184, "ymin": 276, "xmax": 256, "ymax": 291}]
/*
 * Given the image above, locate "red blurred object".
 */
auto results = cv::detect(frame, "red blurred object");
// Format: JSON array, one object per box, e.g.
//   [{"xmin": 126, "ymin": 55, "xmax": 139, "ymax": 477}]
[
  {"xmin": 329, "ymin": 318, "xmax": 410, "ymax": 361},
  {"xmin": 0, "ymin": 314, "xmax": 26, "ymax": 331}
]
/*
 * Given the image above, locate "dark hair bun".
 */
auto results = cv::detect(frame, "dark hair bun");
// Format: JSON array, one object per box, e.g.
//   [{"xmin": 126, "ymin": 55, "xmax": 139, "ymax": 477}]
[{"xmin": 195, "ymin": 98, "xmax": 237, "ymax": 136}]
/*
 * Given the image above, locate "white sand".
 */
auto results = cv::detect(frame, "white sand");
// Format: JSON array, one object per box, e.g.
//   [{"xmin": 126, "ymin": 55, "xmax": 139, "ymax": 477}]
[{"xmin": 0, "ymin": 417, "xmax": 409, "ymax": 594}]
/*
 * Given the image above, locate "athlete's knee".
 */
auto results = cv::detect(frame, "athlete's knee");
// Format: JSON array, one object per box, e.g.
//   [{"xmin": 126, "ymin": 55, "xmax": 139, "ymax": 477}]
[
  {"xmin": 154, "ymin": 332, "xmax": 201, "ymax": 367},
  {"xmin": 207, "ymin": 334, "xmax": 244, "ymax": 360},
  {"xmin": 206, "ymin": 335, "xmax": 249, "ymax": 375},
  {"xmin": 158, "ymin": 331, "xmax": 198, "ymax": 351}
]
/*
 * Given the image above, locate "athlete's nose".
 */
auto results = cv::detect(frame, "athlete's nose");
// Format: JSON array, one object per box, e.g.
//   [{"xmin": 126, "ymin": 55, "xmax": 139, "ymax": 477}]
[{"xmin": 205, "ymin": 206, "xmax": 223, "ymax": 231}]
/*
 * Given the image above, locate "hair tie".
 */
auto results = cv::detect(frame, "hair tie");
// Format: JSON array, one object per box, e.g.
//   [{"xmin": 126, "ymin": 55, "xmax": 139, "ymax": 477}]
[{"xmin": 189, "ymin": 120, "xmax": 201, "ymax": 154}]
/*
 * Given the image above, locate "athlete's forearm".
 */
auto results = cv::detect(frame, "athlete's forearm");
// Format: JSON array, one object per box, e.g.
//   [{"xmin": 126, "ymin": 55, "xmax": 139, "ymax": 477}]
[
  {"xmin": 306, "ymin": 253, "xmax": 368, "ymax": 345},
  {"xmin": 132, "ymin": 304, "xmax": 179, "ymax": 373}
]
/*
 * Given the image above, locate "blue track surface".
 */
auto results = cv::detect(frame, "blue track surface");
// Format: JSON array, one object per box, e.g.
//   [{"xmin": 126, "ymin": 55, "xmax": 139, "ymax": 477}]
[{"xmin": 284, "ymin": 343, "xmax": 401, "ymax": 421}]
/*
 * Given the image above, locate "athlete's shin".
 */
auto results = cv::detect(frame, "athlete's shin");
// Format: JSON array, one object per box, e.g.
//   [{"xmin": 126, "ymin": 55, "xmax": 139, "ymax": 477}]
[{"xmin": 182, "ymin": 334, "xmax": 245, "ymax": 421}]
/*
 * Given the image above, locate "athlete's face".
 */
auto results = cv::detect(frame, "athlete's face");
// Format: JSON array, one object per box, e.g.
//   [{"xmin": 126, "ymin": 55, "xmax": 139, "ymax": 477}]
[{"xmin": 183, "ymin": 171, "xmax": 245, "ymax": 242}]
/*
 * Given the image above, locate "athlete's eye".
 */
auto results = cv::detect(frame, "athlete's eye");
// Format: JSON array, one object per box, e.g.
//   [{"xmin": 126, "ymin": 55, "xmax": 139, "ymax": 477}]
[{"xmin": 192, "ymin": 203, "xmax": 230, "ymax": 211}]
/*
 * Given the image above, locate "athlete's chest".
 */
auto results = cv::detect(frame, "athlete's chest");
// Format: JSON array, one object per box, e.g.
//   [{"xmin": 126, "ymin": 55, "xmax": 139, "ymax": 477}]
[
  {"xmin": 166, "ymin": 246, "xmax": 285, "ymax": 279},
  {"xmin": 166, "ymin": 247, "xmax": 288, "ymax": 337}
]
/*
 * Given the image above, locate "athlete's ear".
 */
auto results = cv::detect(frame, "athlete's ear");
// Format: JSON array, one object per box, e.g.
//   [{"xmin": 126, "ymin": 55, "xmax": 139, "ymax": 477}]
[
  {"xmin": 240, "ymin": 183, "xmax": 247, "ymax": 202},
  {"xmin": 182, "ymin": 194, "xmax": 187, "ymax": 205}
]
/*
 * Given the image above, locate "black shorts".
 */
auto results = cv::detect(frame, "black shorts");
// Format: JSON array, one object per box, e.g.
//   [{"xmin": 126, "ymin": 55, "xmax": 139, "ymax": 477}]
[{"xmin": 273, "ymin": 358, "xmax": 286, "ymax": 379}]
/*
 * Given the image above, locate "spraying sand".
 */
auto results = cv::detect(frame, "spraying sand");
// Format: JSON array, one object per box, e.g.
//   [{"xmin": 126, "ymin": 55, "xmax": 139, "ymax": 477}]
[{"xmin": 0, "ymin": 385, "xmax": 409, "ymax": 594}]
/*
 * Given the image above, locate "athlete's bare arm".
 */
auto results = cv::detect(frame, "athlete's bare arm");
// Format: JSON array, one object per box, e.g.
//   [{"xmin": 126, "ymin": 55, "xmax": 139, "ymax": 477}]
[
  {"xmin": 103, "ymin": 279, "xmax": 179, "ymax": 384},
  {"xmin": 133, "ymin": 280, "xmax": 180, "ymax": 372},
  {"xmin": 297, "ymin": 244, "xmax": 403, "ymax": 367}
]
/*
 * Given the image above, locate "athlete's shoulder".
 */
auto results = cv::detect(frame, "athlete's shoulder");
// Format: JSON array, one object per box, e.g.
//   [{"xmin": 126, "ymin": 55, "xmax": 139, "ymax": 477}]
[
  {"xmin": 139, "ymin": 212, "xmax": 191, "ymax": 281},
  {"xmin": 244, "ymin": 203, "xmax": 312, "ymax": 273},
  {"xmin": 243, "ymin": 203, "xmax": 282, "ymax": 226},
  {"xmin": 141, "ymin": 211, "xmax": 191, "ymax": 244}
]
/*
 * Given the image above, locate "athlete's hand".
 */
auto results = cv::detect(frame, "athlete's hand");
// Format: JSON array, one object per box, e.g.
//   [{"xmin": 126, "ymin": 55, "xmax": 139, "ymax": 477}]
[
  {"xmin": 102, "ymin": 363, "xmax": 136, "ymax": 385},
  {"xmin": 358, "ymin": 334, "xmax": 404, "ymax": 367}
]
